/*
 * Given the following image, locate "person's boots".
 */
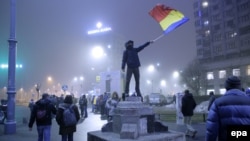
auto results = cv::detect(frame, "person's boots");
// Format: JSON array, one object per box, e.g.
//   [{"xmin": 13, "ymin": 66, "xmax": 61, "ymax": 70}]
[
  {"xmin": 136, "ymin": 93, "xmax": 143, "ymax": 102},
  {"xmin": 140, "ymin": 96, "xmax": 143, "ymax": 102}
]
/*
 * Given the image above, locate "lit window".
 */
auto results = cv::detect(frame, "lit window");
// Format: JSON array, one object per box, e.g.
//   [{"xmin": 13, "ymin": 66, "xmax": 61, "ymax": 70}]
[
  {"xmin": 231, "ymin": 32, "xmax": 237, "ymax": 38},
  {"xmin": 219, "ymin": 70, "xmax": 226, "ymax": 79},
  {"xmin": 219, "ymin": 88, "xmax": 226, "ymax": 94},
  {"xmin": 207, "ymin": 89, "xmax": 214, "ymax": 95},
  {"xmin": 205, "ymin": 30, "xmax": 210, "ymax": 36},
  {"xmin": 247, "ymin": 65, "xmax": 250, "ymax": 75},
  {"xmin": 204, "ymin": 20, "xmax": 209, "ymax": 26},
  {"xmin": 207, "ymin": 72, "xmax": 214, "ymax": 80},
  {"xmin": 232, "ymin": 68, "xmax": 240, "ymax": 76}
]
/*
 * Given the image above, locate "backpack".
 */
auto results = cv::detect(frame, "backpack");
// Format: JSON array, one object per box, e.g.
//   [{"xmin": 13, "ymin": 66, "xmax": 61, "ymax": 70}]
[
  {"xmin": 36, "ymin": 105, "xmax": 48, "ymax": 121},
  {"xmin": 61, "ymin": 104, "xmax": 77, "ymax": 126}
]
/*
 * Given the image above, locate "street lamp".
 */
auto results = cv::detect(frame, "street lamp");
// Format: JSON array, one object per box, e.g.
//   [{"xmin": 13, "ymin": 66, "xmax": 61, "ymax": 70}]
[
  {"xmin": 147, "ymin": 64, "xmax": 156, "ymax": 93},
  {"xmin": 173, "ymin": 71, "xmax": 180, "ymax": 79},
  {"xmin": 172, "ymin": 71, "xmax": 181, "ymax": 93},
  {"xmin": 5, "ymin": 0, "xmax": 17, "ymax": 134},
  {"xmin": 148, "ymin": 65, "xmax": 155, "ymax": 72},
  {"xmin": 35, "ymin": 83, "xmax": 41, "ymax": 101},
  {"xmin": 79, "ymin": 76, "xmax": 84, "ymax": 94},
  {"xmin": 91, "ymin": 46, "xmax": 104, "ymax": 59},
  {"xmin": 146, "ymin": 80, "xmax": 152, "ymax": 94},
  {"xmin": 160, "ymin": 80, "xmax": 167, "ymax": 94},
  {"xmin": 72, "ymin": 76, "xmax": 84, "ymax": 97},
  {"xmin": 47, "ymin": 76, "xmax": 52, "ymax": 82}
]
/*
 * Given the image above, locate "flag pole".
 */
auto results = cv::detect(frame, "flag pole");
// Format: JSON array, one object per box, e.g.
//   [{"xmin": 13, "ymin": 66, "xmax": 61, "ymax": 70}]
[{"xmin": 153, "ymin": 34, "xmax": 164, "ymax": 42}]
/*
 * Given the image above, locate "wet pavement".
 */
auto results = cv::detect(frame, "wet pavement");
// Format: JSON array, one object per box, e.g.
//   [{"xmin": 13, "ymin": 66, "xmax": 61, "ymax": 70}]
[{"xmin": 0, "ymin": 105, "xmax": 206, "ymax": 141}]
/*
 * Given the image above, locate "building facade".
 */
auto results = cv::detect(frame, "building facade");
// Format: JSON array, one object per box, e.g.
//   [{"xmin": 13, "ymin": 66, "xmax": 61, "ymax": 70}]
[{"xmin": 193, "ymin": 0, "xmax": 250, "ymax": 94}]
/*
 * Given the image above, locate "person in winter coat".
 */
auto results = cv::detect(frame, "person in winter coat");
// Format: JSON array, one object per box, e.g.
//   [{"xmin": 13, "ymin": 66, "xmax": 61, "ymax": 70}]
[
  {"xmin": 79, "ymin": 94, "xmax": 88, "ymax": 118},
  {"xmin": 56, "ymin": 95, "xmax": 80, "ymax": 141},
  {"xmin": 105, "ymin": 91, "xmax": 120, "ymax": 121},
  {"xmin": 206, "ymin": 76, "xmax": 250, "ymax": 141},
  {"xmin": 121, "ymin": 40, "xmax": 153, "ymax": 101},
  {"xmin": 181, "ymin": 89, "xmax": 197, "ymax": 137},
  {"xmin": 28, "ymin": 98, "xmax": 35, "ymax": 112},
  {"xmin": 207, "ymin": 91, "xmax": 215, "ymax": 111},
  {"xmin": 28, "ymin": 93, "xmax": 57, "ymax": 141}
]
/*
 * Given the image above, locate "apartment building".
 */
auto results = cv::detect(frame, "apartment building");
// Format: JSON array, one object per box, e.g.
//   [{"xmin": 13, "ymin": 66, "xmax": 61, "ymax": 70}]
[{"xmin": 193, "ymin": 0, "xmax": 250, "ymax": 94}]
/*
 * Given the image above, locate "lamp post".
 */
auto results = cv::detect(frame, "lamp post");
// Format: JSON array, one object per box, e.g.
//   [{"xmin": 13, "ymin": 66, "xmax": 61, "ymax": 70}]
[
  {"xmin": 79, "ymin": 76, "xmax": 84, "ymax": 94},
  {"xmin": 147, "ymin": 64, "xmax": 155, "ymax": 93},
  {"xmin": 5, "ymin": 0, "xmax": 17, "ymax": 134},
  {"xmin": 172, "ymin": 70, "xmax": 180, "ymax": 93},
  {"xmin": 35, "ymin": 83, "xmax": 41, "ymax": 101}
]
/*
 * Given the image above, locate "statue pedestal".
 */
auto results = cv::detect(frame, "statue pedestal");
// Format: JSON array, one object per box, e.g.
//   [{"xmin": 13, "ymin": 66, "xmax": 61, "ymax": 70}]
[
  {"xmin": 88, "ymin": 130, "xmax": 185, "ymax": 141},
  {"xmin": 88, "ymin": 97, "xmax": 185, "ymax": 140}
]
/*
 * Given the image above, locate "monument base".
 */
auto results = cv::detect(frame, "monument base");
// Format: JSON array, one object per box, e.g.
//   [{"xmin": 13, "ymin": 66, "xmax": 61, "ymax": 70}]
[
  {"xmin": 97, "ymin": 97, "xmax": 184, "ymax": 140},
  {"xmin": 88, "ymin": 130, "xmax": 185, "ymax": 141}
]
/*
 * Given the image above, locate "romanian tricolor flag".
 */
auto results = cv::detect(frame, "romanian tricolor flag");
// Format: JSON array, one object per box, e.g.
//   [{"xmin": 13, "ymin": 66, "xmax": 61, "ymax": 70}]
[{"xmin": 149, "ymin": 4, "xmax": 189, "ymax": 34}]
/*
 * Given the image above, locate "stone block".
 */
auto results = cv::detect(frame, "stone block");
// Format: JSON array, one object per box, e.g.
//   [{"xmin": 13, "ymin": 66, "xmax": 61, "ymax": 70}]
[
  {"xmin": 101, "ymin": 122, "xmax": 113, "ymax": 132},
  {"xmin": 125, "ymin": 96, "xmax": 141, "ymax": 102},
  {"xmin": 120, "ymin": 123, "xmax": 138, "ymax": 139},
  {"xmin": 112, "ymin": 115, "xmax": 139, "ymax": 133},
  {"xmin": 154, "ymin": 121, "xmax": 168, "ymax": 132},
  {"xmin": 139, "ymin": 117, "xmax": 147, "ymax": 135}
]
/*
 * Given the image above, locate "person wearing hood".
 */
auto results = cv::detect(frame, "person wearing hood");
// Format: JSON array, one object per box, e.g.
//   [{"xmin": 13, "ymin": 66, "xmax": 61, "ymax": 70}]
[
  {"xmin": 207, "ymin": 91, "xmax": 215, "ymax": 111},
  {"xmin": 121, "ymin": 40, "xmax": 153, "ymax": 101},
  {"xmin": 56, "ymin": 95, "xmax": 80, "ymax": 141},
  {"xmin": 28, "ymin": 93, "xmax": 57, "ymax": 141},
  {"xmin": 206, "ymin": 76, "xmax": 250, "ymax": 141},
  {"xmin": 181, "ymin": 89, "xmax": 197, "ymax": 138}
]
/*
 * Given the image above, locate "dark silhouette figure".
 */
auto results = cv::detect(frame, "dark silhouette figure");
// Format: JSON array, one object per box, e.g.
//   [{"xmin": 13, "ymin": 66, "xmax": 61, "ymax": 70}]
[
  {"xmin": 181, "ymin": 90, "xmax": 197, "ymax": 138},
  {"xmin": 207, "ymin": 91, "xmax": 215, "ymax": 111},
  {"xmin": 121, "ymin": 40, "xmax": 153, "ymax": 101}
]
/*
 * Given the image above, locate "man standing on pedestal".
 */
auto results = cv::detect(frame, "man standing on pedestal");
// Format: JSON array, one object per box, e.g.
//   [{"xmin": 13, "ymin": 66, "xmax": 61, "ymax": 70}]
[{"xmin": 121, "ymin": 40, "xmax": 153, "ymax": 101}]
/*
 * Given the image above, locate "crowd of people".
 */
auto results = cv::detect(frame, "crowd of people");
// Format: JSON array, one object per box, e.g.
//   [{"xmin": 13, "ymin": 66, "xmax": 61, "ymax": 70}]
[
  {"xmin": 27, "ymin": 91, "xmax": 122, "ymax": 141},
  {"xmin": 26, "ymin": 75, "xmax": 250, "ymax": 141},
  {"xmin": 28, "ymin": 93, "xmax": 81, "ymax": 141}
]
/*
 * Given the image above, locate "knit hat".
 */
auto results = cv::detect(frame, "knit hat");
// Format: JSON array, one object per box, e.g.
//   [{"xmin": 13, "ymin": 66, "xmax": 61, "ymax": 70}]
[{"xmin": 225, "ymin": 76, "xmax": 241, "ymax": 90}]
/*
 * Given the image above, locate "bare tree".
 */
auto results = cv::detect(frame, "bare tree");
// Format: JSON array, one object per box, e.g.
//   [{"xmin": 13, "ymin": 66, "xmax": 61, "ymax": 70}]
[{"xmin": 180, "ymin": 58, "xmax": 207, "ymax": 95}]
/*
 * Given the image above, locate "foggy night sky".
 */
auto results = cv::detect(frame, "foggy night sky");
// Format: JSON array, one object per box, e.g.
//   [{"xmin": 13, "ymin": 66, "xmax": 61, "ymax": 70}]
[{"xmin": 0, "ymin": 0, "xmax": 196, "ymax": 93}]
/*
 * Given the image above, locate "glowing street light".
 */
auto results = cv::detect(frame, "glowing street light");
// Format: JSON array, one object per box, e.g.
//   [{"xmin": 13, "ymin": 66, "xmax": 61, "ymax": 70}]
[
  {"xmin": 47, "ymin": 76, "xmax": 52, "ymax": 82},
  {"xmin": 147, "ymin": 65, "xmax": 155, "ymax": 72},
  {"xmin": 173, "ymin": 71, "xmax": 180, "ymax": 79},
  {"xmin": 91, "ymin": 46, "xmax": 104, "ymax": 59},
  {"xmin": 0, "ymin": 63, "xmax": 23, "ymax": 69},
  {"xmin": 160, "ymin": 80, "xmax": 166, "ymax": 87}
]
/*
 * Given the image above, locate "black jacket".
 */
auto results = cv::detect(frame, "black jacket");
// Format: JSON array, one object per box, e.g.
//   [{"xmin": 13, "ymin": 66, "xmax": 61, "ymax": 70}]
[
  {"xmin": 181, "ymin": 93, "xmax": 196, "ymax": 116},
  {"xmin": 28, "ymin": 98, "xmax": 57, "ymax": 128},
  {"xmin": 121, "ymin": 42, "xmax": 150, "ymax": 69},
  {"xmin": 56, "ymin": 103, "xmax": 80, "ymax": 135},
  {"xmin": 207, "ymin": 95, "xmax": 215, "ymax": 111}
]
